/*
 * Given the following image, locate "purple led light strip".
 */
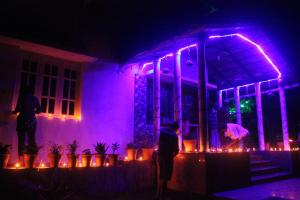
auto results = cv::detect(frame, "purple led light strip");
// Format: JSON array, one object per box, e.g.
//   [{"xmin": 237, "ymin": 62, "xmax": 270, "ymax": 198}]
[{"xmin": 141, "ymin": 33, "xmax": 282, "ymax": 86}]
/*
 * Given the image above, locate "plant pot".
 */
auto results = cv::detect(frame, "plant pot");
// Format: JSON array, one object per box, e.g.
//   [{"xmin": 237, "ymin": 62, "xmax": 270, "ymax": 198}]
[
  {"xmin": 48, "ymin": 153, "xmax": 61, "ymax": 168},
  {"xmin": 82, "ymin": 154, "xmax": 92, "ymax": 167},
  {"xmin": 24, "ymin": 154, "xmax": 37, "ymax": 169},
  {"xmin": 142, "ymin": 148, "xmax": 154, "ymax": 160},
  {"xmin": 67, "ymin": 154, "xmax": 78, "ymax": 168},
  {"xmin": 95, "ymin": 154, "xmax": 106, "ymax": 167},
  {"xmin": 183, "ymin": 139, "xmax": 197, "ymax": 152},
  {"xmin": 108, "ymin": 154, "xmax": 119, "ymax": 166},
  {"xmin": 126, "ymin": 148, "xmax": 136, "ymax": 160},
  {"xmin": 0, "ymin": 154, "xmax": 10, "ymax": 169}
]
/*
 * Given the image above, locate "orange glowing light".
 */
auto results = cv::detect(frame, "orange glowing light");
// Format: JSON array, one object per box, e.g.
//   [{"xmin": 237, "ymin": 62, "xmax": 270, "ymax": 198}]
[
  {"xmin": 92, "ymin": 162, "xmax": 96, "ymax": 167},
  {"xmin": 124, "ymin": 156, "xmax": 128, "ymax": 161},
  {"xmin": 105, "ymin": 163, "xmax": 109, "ymax": 167},
  {"xmin": 289, "ymin": 139, "xmax": 293, "ymax": 142},
  {"xmin": 279, "ymin": 148, "xmax": 282, "ymax": 151},
  {"xmin": 228, "ymin": 149, "xmax": 233, "ymax": 152},
  {"xmin": 138, "ymin": 156, "xmax": 143, "ymax": 161},
  {"xmin": 270, "ymin": 147, "xmax": 274, "ymax": 151},
  {"xmin": 15, "ymin": 163, "xmax": 20, "ymax": 168},
  {"xmin": 252, "ymin": 148, "xmax": 256, "ymax": 151},
  {"xmin": 63, "ymin": 163, "xmax": 67, "ymax": 167},
  {"xmin": 217, "ymin": 148, "xmax": 223, "ymax": 152},
  {"xmin": 194, "ymin": 149, "xmax": 198, "ymax": 152}
]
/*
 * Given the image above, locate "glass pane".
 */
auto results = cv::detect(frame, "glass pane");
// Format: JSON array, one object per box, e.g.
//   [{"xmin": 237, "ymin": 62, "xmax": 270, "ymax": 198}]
[
  {"xmin": 30, "ymin": 62, "xmax": 37, "ymax": 72},
  {"xmin": 50, "ymin": 78, "xmax": 56, "ymax": 97},
  {"xmin": 48, "ymin": 99, "xmax": 55, "ymax": 113},
  {"xmin": 70, "ymin": 81, "xmax": 76, "ymax": 99},
  {"xmin": 64, "ymin": 69, "xmax": 70, "ymax": 78},
  {"xmin": 41, "ymin": 98, "xmax": 47, "ymax": 113},
  {"xmin": 69, "ymin": 101, "xmax": 75, "ymax": 115},
  {"xmin": 44, "ymin": 64, "xmax": 50, "ymax": 75},
  {"xmin": 42, "ymin": 77, "xmax": 49, "ymax": 96},
  {"xmin": 71, "ymin": 70, "xmax": 77, "ymax": 80},
  {"xmin": 52, "ymin": 65, "xmax": 58, "ymax": 76},
  {"xmin": 22, "ymin": 60, "xmax": 29, "ymax": 71},
  {"xmin": 63, "ymin": 80, "xmax": 69, "ymax": 98},
  {"xmin": 29, "ymin": 74, "xmax": 36, "ymax": 93},
  {"xmin": 62, "ymin": 100, "xmax": 68, "ymax": 114},
  {"xmin": 20, "ymin": 72, "xmax": 28, "ymax": 93}
]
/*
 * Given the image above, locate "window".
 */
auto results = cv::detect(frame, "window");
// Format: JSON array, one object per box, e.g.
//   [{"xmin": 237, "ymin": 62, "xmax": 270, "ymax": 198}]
[
  {"xmin": 20, "ymin": 59, "xmax": 37, "ymax": 93},
  {"xmin": 16, "ymin": 52, "xmax": 82, "ymax": 119},
  {"xmin": 62, "ymin": 68, "xmax": 78, "ymax": 116},
  {"xmin": 41, "ymin": 64, "xmax": 58, "ymax": 114}
]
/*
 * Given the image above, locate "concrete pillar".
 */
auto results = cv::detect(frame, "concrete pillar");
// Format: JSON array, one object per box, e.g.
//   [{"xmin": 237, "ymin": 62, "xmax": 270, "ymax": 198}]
[
  {"xmin": 174, "ymin": 51, "xmax": 183, "ymax": 150},
  {"xmin": 234, "ymin": 87, "xmax": 242, "ymax": 125},
  {"xmin": 218, "ymin": 90, "xmax": 223, "ymax": 108},
  {"xmin": 255, "ymin": 82, "xmax": 265, "ymax": 150},
  {"xmin": 197, "ymin": 40, "xmax": 208, "ymax": 152},
  {"xmin": 153, "ymin": 59, "xmax": 161, "ymax": 144},
  {"xmin": 278, "ymin": 79, "xmax": 290, "ymax": 150}
]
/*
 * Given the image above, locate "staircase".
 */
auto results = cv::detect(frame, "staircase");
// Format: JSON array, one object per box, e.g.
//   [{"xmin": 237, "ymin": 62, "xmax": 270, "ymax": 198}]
[{"xmin": 250, "ymin": 152, "xmax": 291, "ymax": 184}]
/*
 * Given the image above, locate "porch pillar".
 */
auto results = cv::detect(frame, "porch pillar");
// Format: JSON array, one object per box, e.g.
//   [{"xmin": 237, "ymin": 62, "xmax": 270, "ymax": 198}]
[
  {"xmin": 218, "ymin": 90, "xmax": 223, "ymax": 108},
  {"xmin": 174, "ymin": 51, "xmax": 183, "ymax": 150},
  {"xmin": 255, "ymin": 82, "xmax": 265, "ymax": 150},
  {"xmin": 278, "ymin": 79, "xmax": 290, "ymax": 150},
  {"xmin": 153, "ymin": 59, "xmax": 161, "ymax": 144},
  {"xmin": 197, "ymin": 39, "xmax": 208, "ymax": 152},
  {"xmin": 234, "ymin": 87, "xmax": 242, "ymax": 125}
]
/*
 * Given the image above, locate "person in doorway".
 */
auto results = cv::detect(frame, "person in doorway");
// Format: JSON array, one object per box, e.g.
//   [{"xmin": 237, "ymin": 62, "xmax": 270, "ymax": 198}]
[
  {"xmin": 217, "ymin": 100, "xmax": 231, "ymax": 148},
  {"xmin": 156, "ymin": 121, "xmax": 180, "ymax": 200},
  {"xmin": 13, "ymin": 86, "xmax": 41, "ymax": 165}
]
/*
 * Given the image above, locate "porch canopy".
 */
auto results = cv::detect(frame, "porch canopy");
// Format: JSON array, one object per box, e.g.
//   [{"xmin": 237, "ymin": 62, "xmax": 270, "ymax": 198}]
[{"xmin": 127, "ymin": 25, "xmax": 296, "ymax": 151}]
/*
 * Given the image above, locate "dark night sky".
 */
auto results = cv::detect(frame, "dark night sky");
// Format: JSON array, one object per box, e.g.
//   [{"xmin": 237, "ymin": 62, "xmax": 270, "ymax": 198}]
[{"xmin": 0, "ymin": 0, "xmax": 299, "ymax": 71}]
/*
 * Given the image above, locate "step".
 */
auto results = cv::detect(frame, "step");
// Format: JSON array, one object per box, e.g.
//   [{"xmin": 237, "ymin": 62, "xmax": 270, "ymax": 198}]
[
  {"xmin": 251, "ymin": 171, "xmax": 291, "ymax": 184},
  {"xmin": 251, "ymin": 166, "xmax": 283, "ymax": 176},
  {"xmin": 250, "ymin": 160, "xmax": 273, "ymax": 168}
]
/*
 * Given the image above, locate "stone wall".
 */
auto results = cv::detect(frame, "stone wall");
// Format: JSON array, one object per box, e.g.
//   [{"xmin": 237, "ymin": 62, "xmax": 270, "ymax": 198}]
[{"xmin": 134, "ymin": 74, "xmax": 154, "ymax": 147}]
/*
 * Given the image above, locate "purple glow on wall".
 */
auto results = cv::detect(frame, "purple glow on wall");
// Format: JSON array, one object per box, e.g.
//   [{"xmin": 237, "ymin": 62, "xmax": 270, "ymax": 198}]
[
  {"xmin": 209, "ymin": 33, "xmax": 282, "ymax": 78},
  {"xmin": 141, "ymin": 62, "xmax": 153, "ymax": 72},
  {"xmin": 177, "ymin": 44, "xmax": 197, "ymax": 54}
]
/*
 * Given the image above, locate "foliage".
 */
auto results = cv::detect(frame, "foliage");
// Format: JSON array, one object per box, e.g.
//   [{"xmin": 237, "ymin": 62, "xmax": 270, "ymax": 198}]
[
  {"xmin": 82, "ymin": 148, "xmax": 91, "ymax": 155},
  {"xmin": 67, "ymin": 140, "xmax": 78, "ymax": 155},
  {"xmin": 0, "ymin": 142, "xmax": 11, "ymax": 154},
  {"xmin": 126, "ymin": 142, "xmax": 136, "ymax": 149},
  {"xmin": 111, "ymin": 143, "xmax": 120, "ymax": 154},
  {"xmin": 94, "ymin": 142, "xmax": 109, "ymax": 154},
  {"xmin": 24, "ymin": 145, "xmax": 42, "ymax": 155},
  {"xmin": 49, "ymin": 143, "xmax": 63, "ymax": 155}
]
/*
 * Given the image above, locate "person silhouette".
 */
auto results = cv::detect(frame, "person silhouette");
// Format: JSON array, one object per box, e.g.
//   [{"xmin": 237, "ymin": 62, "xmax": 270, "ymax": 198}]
[{"xmin": 13, "ymin": 86, "xmax": 41, "ymax": 165}]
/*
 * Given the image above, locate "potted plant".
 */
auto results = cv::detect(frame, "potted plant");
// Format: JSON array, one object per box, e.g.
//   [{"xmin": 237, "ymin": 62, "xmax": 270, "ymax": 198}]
[
  {"xmin": 126, "ymin": 142, "xmax": 137, "ymax": 161},
  {"xmin": 67, "ymin": 140, "xmax": 79, "ymax": 168},
  {"xmin": 94, "ymin": 142, "xmax": 108, "ymax": 167},
  {"xmin": 81, "ymin": 148, "xmax": 92, "ymax": 167},
  {"xmin": 24, "ymin": 145, "xmax": 42, "ymax": 169},
  {"xmin": 0, "ymin": 142, "xmax": 11, "ymax": 169},
  {"xmin": 108, "ymin": 143, "xmax": 120, "ymax": 166},
  {"xmin": 141, "ymin": 143, "xmax": 154, "ymax": 161},
  {"xmin": 48, "ymin": 143, "xmax": 62, "ymax": 168}
]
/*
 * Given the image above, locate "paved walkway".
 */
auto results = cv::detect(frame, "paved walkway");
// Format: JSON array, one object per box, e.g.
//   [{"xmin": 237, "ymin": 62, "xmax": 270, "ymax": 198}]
[{"xmin": 214, "ymin": 178, "xmax": 300, "ymax": 200}]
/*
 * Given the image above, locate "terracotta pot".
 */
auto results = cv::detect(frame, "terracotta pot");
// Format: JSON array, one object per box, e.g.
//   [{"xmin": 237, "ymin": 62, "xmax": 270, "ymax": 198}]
[
  {"xmin": 82, "ymin": 154, "xmax": 92, "ymax": 167},
  {"xmin": 67, "ymin": 154, "xmax": 78, "ymax": 168},
  {"xmin": 0, "ymin": 154, "xmax": 10, "ymax": 169},
  {"xmin": 126, "ymin": 149, "xmax": 136, "ymax": 160},
  {"xmin": 95, "ymin": 154, "xmax": 106, "ymax": 167},
  {"xmin": 48, "ymin": 153, "xmax": 61, "ymax": 168},
  {"xmin": 183, "ymin": 139, "xmax": 197, "ymax": 152},
  {"xmin": 142, "ymin": 148, "xmax": 154, "ymax": 160},
  {"xmin": 108, "ymin": 154, "xmax": 119, "ymax": 166},
  {"xmin": 24, "ymin": 154, "xmax": 37, "ymax": 169}
]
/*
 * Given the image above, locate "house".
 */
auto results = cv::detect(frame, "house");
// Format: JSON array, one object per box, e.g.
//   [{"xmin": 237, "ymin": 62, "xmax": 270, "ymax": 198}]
[{"xmin": 0, "ymin": 35, "xmax": 135, "ymax": 163}]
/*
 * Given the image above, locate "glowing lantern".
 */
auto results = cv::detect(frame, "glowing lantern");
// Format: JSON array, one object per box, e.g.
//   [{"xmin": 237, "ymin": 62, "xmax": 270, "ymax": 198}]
[
  {"xmin": 63, "ymin": 163, "xmax": 67, "ymax": 167},
  {"xmin": 228, "ymin": 149, "xmax": 233, "ymax": 153},
  {"xmin": 124, "ymin": 156, "xmax": 128, "ymax": 161},
  {"xmin": 105, "ymin": 163, "xmax": 109, "ymax": 167},
  {"xmin": 92, "ymin": 162, "xmax": 96, "ymax": 167},
  {"xmin": 270, "ymin": 147, "xmax": 274, "ymax": 151},
  {"xmin": 194, "ymin": 149, "xmax": 198, "ymax": 152},
  {"xmin": 139, "ymin": 156, "xmax": 143, "ymax": 161},
  {"xmin": 15, "ymin": 163, "xmax": 20, "ymax": 169}
]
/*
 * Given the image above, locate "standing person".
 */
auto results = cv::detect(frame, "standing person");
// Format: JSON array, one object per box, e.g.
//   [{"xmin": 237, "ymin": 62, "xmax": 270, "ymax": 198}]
[
  {"xmin": 156, "ymin": 121, "xmax": 180, "ymax": 200},
  {"xmin": 208, "ymin": 102, "xmax": 220, "ymax": 149},
  {"xmin": 13, "ymin": 86, "xmax": 41, "ymax": 165},
  {"xmin": 217, "ymin": 100, "xmax": 231, "ymax": 148}
]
